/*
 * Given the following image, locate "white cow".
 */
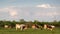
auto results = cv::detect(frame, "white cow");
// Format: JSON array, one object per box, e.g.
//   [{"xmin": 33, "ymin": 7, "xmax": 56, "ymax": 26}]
[
  {"xmin": 16, "ymin": 24, "xmax": 26, "ymax": 30},
  {"xmin": 4, "ymin": 25, "xmax": 9, "ymax": 28},
  {"xmin": 44, "ymin": 24, "xmax": 47, "ymax": 29}
]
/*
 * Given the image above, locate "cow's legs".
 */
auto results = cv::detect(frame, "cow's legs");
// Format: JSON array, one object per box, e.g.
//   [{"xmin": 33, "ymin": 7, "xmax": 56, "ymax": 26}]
[
  {"xmin": 21, "ymin": 26, "xmax": 23, "ymax": 30},
  {"xmin": 16, "ymin": 27, "xmax": 17, "ymax": 30}
]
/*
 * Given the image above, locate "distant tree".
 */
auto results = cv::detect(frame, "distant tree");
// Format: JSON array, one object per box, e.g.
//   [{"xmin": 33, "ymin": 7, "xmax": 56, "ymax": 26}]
[
  {"xmin": 11, "ymin": 20, "xmax": 18, "ymax": 28},
  {"xmin": 33, "ymin": 20, "xmax": 39, "ymax": 24},
  {"xmin": 26, "ymin": 21, "xmax": 33, "ymax": 28},
  {"xmin": 19, "ymin": 19, "xmax": 26, "ymax": 24},
  {"xmin": 0, "ymin": 21, "xmax": 4, "ymax": 27}
]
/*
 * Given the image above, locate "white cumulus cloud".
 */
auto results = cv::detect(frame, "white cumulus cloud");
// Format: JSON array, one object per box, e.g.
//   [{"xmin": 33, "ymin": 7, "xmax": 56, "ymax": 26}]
[{"xmin": 36, "ymin": 4, "xmax": 55, "ymax": 8}]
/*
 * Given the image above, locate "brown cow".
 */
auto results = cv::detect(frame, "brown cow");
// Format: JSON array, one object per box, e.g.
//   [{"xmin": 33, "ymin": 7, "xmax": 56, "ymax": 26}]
[{"xmin": 32, "ymin": 24, "xmax": 39, "ymax": 29}]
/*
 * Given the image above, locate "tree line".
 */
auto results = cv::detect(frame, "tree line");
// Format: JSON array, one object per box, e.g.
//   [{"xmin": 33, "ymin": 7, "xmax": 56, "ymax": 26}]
[{"xmin": 0, "ymin": 19, "xmax": 60, "ymax": 28}]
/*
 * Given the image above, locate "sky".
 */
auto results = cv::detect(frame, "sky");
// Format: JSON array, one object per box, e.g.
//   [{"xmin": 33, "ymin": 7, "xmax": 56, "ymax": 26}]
[{"xmin": 0, "ymin": 0, "xmax": 60, "ymax": 22}]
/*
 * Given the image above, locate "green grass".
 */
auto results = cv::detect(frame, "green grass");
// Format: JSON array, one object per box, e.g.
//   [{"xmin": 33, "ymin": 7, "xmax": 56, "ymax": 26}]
[{"xmin": 0, "ymin": 28, "xmax": 60, "ymax": 34}]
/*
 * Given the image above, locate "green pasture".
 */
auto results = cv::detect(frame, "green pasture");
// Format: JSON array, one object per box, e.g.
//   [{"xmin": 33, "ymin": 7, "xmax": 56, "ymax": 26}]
[{"xmin": 0, "ymin": 28, "xmax": 60, "ymax": 34}]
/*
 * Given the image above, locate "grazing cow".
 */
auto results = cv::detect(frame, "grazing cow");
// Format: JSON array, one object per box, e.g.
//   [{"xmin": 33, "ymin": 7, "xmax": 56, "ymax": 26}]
[
  {"xmin": 16, "ymin": 24, "xmax": 28, "ymax": 30},
  {"xmin": 4, "ymin": 25, "xmax": 12, "ymax": 28},
  {"xmin": 32, "ymin": 24, "xmax": 39, "ymax": 29},
  {"xmin": 44, "ymin": 24, "xmax": 55, "ymax": 31},
  {"xmin": 44, "ymin": 24, "xmax": 47, "ymax": 29}
]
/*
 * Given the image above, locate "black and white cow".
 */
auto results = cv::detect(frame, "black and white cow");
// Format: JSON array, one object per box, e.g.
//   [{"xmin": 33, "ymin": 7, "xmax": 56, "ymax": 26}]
[{"xmin": 16, "ymin": 24, "xmax": 27, "ymax": 30}]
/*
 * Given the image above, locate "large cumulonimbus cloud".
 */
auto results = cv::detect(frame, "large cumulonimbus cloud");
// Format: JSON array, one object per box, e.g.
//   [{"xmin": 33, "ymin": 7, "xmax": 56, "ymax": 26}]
[
  {"xmin": 0, "ymin": 5, "xmax": 60, "ymax": 21},
  {"xmin": 0, "ymin": 6, "xmax": 59, "ymax": 17}
]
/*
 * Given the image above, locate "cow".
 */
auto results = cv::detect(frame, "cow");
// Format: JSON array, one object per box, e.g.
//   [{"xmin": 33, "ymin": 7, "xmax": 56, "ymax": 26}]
[
  {"xmin": 44, "ymin": 24, "xmax": 55, "ymax": 31},
  {"xmin": 44, "ymin": 24, "xmax": 47, "ymax": 29},
  {"xmin": 4, "ymin": 25, "xmax": 12, "ymax": 28},
  {"xmin": 4, "ymin": 25, "xmax": 9, "ymax": 28},
  {"xmin": 16, "ymin": 24, "xmax": 28, "ymax": 30},
  {"xmin": 32, "ymin": 24, "xmax": 39, "ymax": 29}
]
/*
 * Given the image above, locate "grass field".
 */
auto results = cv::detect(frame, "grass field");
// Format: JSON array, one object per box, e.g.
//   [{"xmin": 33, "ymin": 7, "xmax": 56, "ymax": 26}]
[{"xmin": 0, "ymin": 28, "xmax": 60, "ymax": 34}]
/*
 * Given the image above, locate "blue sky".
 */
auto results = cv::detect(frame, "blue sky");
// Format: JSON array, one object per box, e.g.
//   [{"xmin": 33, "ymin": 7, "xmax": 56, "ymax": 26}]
[{"xmin": 0, "ymin": 0, "xmax": 60, "ymax": 22}]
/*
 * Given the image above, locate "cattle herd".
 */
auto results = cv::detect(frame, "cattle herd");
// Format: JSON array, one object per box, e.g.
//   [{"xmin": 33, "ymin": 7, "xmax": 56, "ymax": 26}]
[{"xmin": 4, "ymin": 24, "xmax": 55, "ymax": 31}]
